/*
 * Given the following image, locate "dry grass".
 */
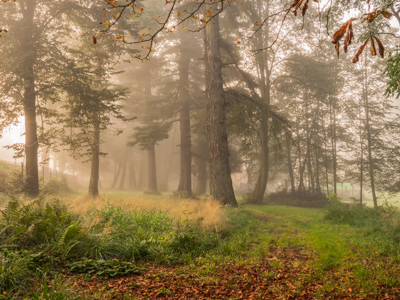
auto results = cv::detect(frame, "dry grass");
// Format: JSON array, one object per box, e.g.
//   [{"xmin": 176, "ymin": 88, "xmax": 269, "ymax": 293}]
[{"xmin": 66, "ymin": 193, "xmax": 228, "ymax": 231}]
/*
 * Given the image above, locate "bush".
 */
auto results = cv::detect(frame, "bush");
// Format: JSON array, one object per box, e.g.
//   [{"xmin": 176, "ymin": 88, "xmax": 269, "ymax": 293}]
[
  {"xmin": 267, "ymin": 190, "xmax": 329, "ymax": 208},
  {"xmin": 324, "ymin": 194, "xmax": 384, "ymax": 227},
  {"xmin": 0, "ymin": 171, "xmax": 24, "ymax": 195},
  {"xmin": 41, "ymin": 178, "xmax": 70, "ymax": 195},
  {"xmin": 324, "ymin": 194, "xmax": 400, "ymax": 248}
]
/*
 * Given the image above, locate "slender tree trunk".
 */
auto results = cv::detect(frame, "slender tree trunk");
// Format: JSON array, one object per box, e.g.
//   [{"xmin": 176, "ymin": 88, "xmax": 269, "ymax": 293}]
[
  {"xmin": 286, "ymin": 132, "xmax": 295, "ymax": 194},
  {"xmin": 119, "ymin": 160, "xmax": 127, "ymax": 190},
  {"xmin": 252, "ymin": 0, "xmax": 270, "ymax": 203},
  {"xmin": 363, "ymin": 68, "xmax": 377, "ymax": 207},
  {"xmin": 195, "ymin": 159, "xmax": 207, "ymax": 195},
  {"xmin": 21, "ymin": 0, "xmax": 39, "ymax": 196},
  {"xmin": 111, "ymin": 162, "xmax": 122, "ymax": 188},
  {"xmin": 297, "ymin": 149, "xmax": 308, "ymax": 193},
  {"xmin": 358, "ymin": 97, "xmax": 364, "ymax": 205},
  {"xmin": 204, "ymin": 13, "xmax": 237, "ymax": 207},
  {"xmin": 147, "ymin": 144, "xmax": 159, "ymax": 194},
  {"xmin": 330, "ymin": 97, "xmax": 338, "ymax": 194},
  {"xmin": 177, "ymin": 26, "xmax": 192, "ymax": 196},
  {"xmin": 138, "ymin": 151, "xmax": 146, "ymax": 189},
  {"xmin": 89, "ymin": 118, "xmax": 100, "ymax": 197},
  {"xmin": 128, "ymin": 159, "xmax": 137, "ymax": 189},
  {"xmin": 360, "ymin": 150, "xmax": 363, "ymax": 205}
]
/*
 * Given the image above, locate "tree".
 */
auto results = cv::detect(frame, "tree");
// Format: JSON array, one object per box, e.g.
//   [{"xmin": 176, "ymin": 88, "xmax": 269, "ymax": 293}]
[
  {"xmin": 0, "ymin": 0, "xmax": 94, "ymax": 195},
  {"xmin": 59, "ymin": 46, "xmax": 128, "ymax": 197},
  {"xmin": 204, "ymin": 11, "xmax": 237, "ymax": 207}
]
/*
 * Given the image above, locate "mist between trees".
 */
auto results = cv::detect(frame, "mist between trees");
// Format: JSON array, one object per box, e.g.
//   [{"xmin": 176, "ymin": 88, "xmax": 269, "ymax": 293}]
[{"xmin": 0, "ymin": 0, "xmax": 400, "ymax": 207}]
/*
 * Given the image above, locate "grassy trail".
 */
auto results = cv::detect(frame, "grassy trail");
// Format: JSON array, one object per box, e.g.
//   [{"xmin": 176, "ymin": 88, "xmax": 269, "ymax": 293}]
[{"xmin": 72, "ymin": 205, "xmax": 400, "ymax": 299}]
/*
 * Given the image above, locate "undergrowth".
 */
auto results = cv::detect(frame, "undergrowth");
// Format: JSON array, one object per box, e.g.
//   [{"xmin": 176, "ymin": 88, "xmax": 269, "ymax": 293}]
[
  {"xmin": 0, "ymin": 194, "xmax": 258, "ymax": 298},
  {"xmin": 324, "ymin": 194, "xmax": 400, "ymax": 251}
]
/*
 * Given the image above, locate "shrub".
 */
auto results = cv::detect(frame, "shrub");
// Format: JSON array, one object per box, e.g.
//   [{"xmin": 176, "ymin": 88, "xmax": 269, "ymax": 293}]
[
  {"xmin": 41, "ymin": 178, "xmax": 70, "ymax": 195},
  {"xmin": 267, "ymin": 190, "xmax": 329, "ymax": 208}
]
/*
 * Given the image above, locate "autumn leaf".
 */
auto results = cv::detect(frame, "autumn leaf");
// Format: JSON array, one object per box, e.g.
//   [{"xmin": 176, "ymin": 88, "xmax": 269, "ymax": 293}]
[
  {"xmin": 335, "ymin": 41, "xmax": 340, "ymax": 58},
  {"xmin": 301, "ymin": 0, "xmax": 309, "ymax": 17},
  {"xmin": 92, "ymin": 35, "xmax": 97, "ymax": 44},
  {"xmin": 331, "ymin": 18, "xmax": 355, "ymax": 44},
  {"xmin": 292, "ymin": 0, "xmax": 304, "ymax": 16},
  {"xmin": 290, "ymin": 0, "xmax": 301, "ymax": 8},
  {"xmin": 352, "ymin": 39, "xmax": 368, "ymax": 63},
  {"xmin": 363, "ymin": 12, "xmax": 375, "ymax": 23},
  {"xmin": 370, "ymin": 37, "xmax": 376, "ymax": 56},
  {"xmin": 374, "ymin": 37, "xmax": 384, "ymax": 58},
  {"xmin": 139, "ymin": 8, "xmax": 143, "ymax": 13},
  {"xmin": 382, "ymin": 11, "xmax": 393, "ymax": 19},
  {"xmin": 343, "ymin": 23, "xmax": 353, "ymax": 53}
]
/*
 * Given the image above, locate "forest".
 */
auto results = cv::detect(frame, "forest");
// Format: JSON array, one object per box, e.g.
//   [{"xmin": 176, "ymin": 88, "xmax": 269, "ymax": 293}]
[{"xmin": 1, "ymin": 0, "xmax": 400, "ymax": 298}]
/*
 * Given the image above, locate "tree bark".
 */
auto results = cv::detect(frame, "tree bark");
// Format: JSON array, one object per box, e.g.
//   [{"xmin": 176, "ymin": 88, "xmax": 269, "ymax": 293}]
[
  {"xmin": 147, "ymin": 144, "xmax": 159, "ymax": 194},
  {"xmin": 111, "ymin": 162, "xmax": 122, "ymax": 188},
  {"xmin": 252, "ymin": 0, "xmax": 270, "ymax": 203},
  {"xmin": 177, "ymin": 26, "xmax": 192, "ymax": 196},
  {"xmin": 363, "ymin": 68, "xmax": 377, "ymax": 207},
  {"xmin": 119, "ymin": 160, "xmax": 127, "ymax": 190},
  {"xmin": 330, "ymin": 97, "xmax": 338, "ymax": 194},
  {"xmin": 89, "ymin": 117, "xmax": 100, "ymax": 197},
  {"xmin": 204, "ymin": 13, "xmax": 237, "ymax": 207},
  {"xmin": 21, "ymin": 0, "xmax": 39, "ymax": 196},
  {"xmin": 286, "ymin": 132, "xmax": 295, "ymax": 194}
]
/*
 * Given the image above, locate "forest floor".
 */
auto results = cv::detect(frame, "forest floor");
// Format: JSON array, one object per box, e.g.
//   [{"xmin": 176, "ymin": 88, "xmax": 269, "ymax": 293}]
[{"xmin": 68, "ymin": 204, "xmax": 400, "ymax": 300}]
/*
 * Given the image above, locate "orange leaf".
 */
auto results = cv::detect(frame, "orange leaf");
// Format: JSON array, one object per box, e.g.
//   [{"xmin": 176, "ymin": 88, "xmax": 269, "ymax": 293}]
[
  {"xmin": 343, "ymin": 23, "xmax": 353, "ymax": 53},
  {"xmin": 139, "ymin": 8, "xmax": 143, "ymax": 13},
  {"xmin": 301, "ymin": 0, "xmax": 309, "ymax": 16},
  {"xmin": 335, "ymin": 41, "xmax": 340, "ymax": 58},
  {"xmin": 370, "ymin": 38, "xmax": 376, "ymax": 56},
  {"xmin": 332, "ymin": 19, "xmax": 355, "ymax": 44},
  {"xmin": 374, "ymin": 37, "xmax": 384, "ymax": 58},
  {"xmin": 352, "ymin": 39, "xmax": 369, "ymax": 63},
  {"xmin": 292, "ymin": 0, "xmax": 304, "ymax": 16}
]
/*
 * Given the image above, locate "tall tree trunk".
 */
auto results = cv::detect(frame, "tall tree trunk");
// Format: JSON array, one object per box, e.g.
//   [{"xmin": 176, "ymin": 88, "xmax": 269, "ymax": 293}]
[
  {"xmin": 286, "ymin": 132, "xmax": 295, "ymax": 194},
  {"xmin": 147, "ymin": 144, "xmax": 159, "ymax": 194},
  {"xmin": 359, "ymin": 104, "xmax": 364, "ymax": 204},
  {"xmin": 138, "ymin": 150, "xmax": 146, "ymax": 189},
  {"xmin": 128, "ymin": 158, "xmax": 137, "ymax": 189},
  {"xmin": 195, "ymin": 158, "xmax": 207, "ymax": 195},
  {"xmin": 177, "ymin": 26, "xmax": 192, "ymax": 196},
  {"xmin": 21, "ymin": 0, "xmax": 39, "ymax": 196},
  {"xmin": 330, "ymin": 97, "xmax": 338, "ymax": 194},
  {"xmin": 111, "ymin": 162, "xmax": 122, "ymax": 188},
  {"xmin": 252, "ymin": 0, "xmax": 270, "ymax": 202},
  {"xmin": 89, "ymin": 118, "xmax": 100, "ymax": 197},
  {"xmin": 363, "ymin": 68, "xmax": 377, "ymax": 207},
  {"xmin": 119, "ymin": 160, "xmax": 127, "ymax": 190},
  {"xmin": 204, "ymin": 13, "xmax": 237, "ymax": 207}
]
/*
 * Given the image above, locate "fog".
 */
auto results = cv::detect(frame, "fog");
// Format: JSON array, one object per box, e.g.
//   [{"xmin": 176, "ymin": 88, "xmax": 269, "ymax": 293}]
[{"xmin": 0, "ymin": 0, "xmax": 400, "ymax": 207}]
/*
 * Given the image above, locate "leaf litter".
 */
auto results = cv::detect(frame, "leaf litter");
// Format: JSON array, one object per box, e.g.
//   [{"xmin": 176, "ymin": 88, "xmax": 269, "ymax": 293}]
[{"xmin": 69, "ymin": 213, "xmax": 400, "ymax": 299}]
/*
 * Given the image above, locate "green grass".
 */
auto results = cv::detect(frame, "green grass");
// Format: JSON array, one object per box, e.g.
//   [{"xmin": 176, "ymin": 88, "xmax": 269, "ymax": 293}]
[
  {"xmin": 2, "ymin": 194, "xmax": 400, "ymax": 298},
  {"xmin": 245, "ymin": 204, "xmax": 400, "ymax": 297}
]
